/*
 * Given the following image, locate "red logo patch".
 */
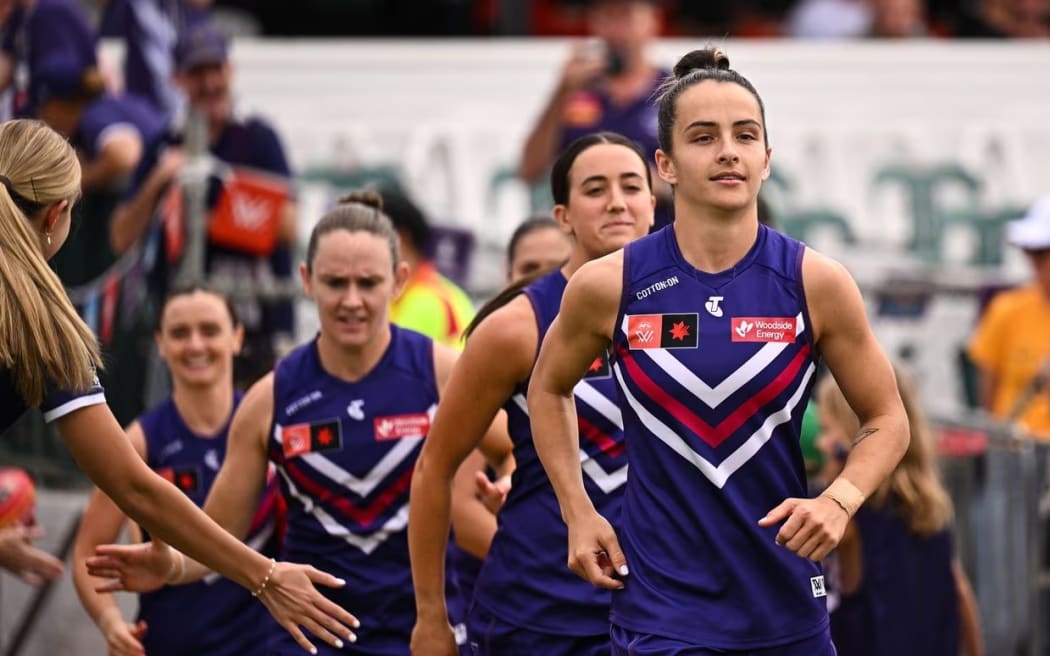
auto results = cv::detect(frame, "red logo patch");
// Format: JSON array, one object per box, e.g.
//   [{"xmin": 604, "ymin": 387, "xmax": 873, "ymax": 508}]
[
  {"xmin": 281, "ymin": 420, "xmax": 342, "ymax": 458},
  {"xmin": 731, "ymin": 317, "xmax": 796, "ymax": 343},
  {"xmin": 374, "ymin": 413, "xmax": 431, "ymax": 441},
  {"xmin": 626, "ymin": 313, "xmax": 699, "ymax": 349}
]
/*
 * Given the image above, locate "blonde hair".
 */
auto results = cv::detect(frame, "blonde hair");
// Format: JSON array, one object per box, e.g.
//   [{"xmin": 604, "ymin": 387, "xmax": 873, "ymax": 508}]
[
  {"xmin": 817, "ymin": 365, "xmax": 953, "ymax": 537},
  {"xmin": 0, "ymin": 119, "xmax": 102, "ymax": 406}
]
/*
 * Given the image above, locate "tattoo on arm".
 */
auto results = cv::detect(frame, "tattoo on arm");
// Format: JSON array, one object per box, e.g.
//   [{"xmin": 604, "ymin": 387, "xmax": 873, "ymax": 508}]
[{"xmin": 853, "ymin": 428, "xmax": 878, "ymax": 446}]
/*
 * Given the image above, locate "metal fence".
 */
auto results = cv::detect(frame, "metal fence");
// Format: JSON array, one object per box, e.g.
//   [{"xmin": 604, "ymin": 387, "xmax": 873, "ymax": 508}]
[{"xmin": 935, "ymin": 414, "xmax": 1050, "ymax": 656}]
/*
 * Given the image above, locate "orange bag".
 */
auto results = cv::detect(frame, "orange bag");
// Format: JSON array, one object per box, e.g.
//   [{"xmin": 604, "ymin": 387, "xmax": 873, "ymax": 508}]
[{"xmin": 207, "ymin": 168, "xmax": 289, "ymax": 256}]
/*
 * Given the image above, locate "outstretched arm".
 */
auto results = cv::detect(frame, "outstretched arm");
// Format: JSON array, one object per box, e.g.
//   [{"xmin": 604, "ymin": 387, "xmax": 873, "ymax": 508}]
[
  {"xmin": 65, "ymin": 389, "xmax": 358, "ymax": 653},
  {"xmin": 527, "ymin": 255, "xmax": 626, "ymax": 589},
  {"xmin": 761, "ymin": 251, "xmax": 909, "ymax": 561},
  {"xmin": 409, "ymin": 300, "xmax": 536, "ymax": 656}
]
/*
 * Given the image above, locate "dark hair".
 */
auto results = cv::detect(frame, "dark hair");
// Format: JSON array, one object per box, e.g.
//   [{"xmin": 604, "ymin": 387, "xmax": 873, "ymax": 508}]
[
  {"xmin": 305, "ymin": 190, "xmax": 401, "ymax": 273},
  {"xmin": 159, "ymin": 284, "xmax": 239, "ymax": 329},
  {"xmin": 656, "ymin": 48, "xmax": 768, "ymax": 153},
  {"xmin": 379, "ymin": 189, "xmax": 431, "ymax": 255},
  {"xmin": 550, "ymin": 131, "xmax": 652, "ymax": 206},
  {"xmin": 507, "ymin": 215, "xmax": 560, "ymax": 268},
  {"xmin": 464, "ymin": 269, "xmax": 547, "ymax": 340}
]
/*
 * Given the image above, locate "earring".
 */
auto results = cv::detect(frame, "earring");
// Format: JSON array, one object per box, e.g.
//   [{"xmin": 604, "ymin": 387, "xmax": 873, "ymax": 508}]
[{"xmin": 46, "ymin": 232, "xmax": 52, "ymax": 246}]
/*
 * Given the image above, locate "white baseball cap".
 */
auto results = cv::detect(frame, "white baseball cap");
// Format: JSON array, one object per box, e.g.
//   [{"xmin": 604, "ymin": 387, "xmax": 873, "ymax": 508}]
[{"xmin": 1006, "ymin": 194, "xmax": 1050, "ymax": 251}]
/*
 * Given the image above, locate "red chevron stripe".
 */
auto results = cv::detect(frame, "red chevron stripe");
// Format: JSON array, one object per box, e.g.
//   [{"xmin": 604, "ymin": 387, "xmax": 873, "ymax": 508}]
[
  {"xmin": 578, "ymin": 414, "xmax": 625, "ymax": 458},
  {"xmin": 283, "ymin": 459, "xmax": 414, "ymax": 527},
  {"xmin": 617, "ymin": 344, "xmax": 811, "ymax": 448}
]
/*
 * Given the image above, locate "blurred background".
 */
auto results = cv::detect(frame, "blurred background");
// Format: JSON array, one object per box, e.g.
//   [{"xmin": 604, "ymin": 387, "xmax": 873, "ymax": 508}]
[{"xmin": 1, "ymin": 0, "xmax": 1049, "ymax": 654}]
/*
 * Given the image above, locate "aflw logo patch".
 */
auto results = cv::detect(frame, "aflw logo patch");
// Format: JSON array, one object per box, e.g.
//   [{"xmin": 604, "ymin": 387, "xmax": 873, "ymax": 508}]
[
  {"xmin": 626, "ymin": 313, "xmax": 699, "ymax": 350},
  {"xmin": 731, "ymin": 317, "xmax": 796, "ymax": 343},
  {"xmin": 282, "ymin": 420, "xmax": 343, "ymax": 458},
  {"xmin": 374, "ymin": 413, "xmax": 431, "ymax": 441}
]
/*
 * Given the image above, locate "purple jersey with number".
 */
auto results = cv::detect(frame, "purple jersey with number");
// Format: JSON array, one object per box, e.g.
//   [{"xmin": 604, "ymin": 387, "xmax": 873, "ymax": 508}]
[
  {"xmin": 609, "ymin": 224, "xmax": 827, "ymax": 648},
  {"xmin": 473, "ymin": 269, "xmax": 627, "ymax": 636},
  {"xmin": 267, "ymin": 326, "xmax": 464, "ymax": 654},
  {"xmin": 137, "ymin": 391, "xmax": 281, "ymax": 655}
]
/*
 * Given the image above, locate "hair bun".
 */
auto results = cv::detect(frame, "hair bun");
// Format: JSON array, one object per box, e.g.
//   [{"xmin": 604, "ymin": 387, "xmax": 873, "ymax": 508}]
[
  {"xmin": 673, "ymin": 48, "xmax": 730, "ymax": 79},
  {"xmin": 338, "ymin": 190, "xmax": 384, "ymax": 211}
]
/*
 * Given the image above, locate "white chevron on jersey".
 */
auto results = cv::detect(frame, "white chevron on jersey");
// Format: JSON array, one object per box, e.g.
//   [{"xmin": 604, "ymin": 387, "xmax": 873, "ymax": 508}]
[
  {"xmin": 574, "ymin": 380, "xmax": 624, "ymax": 429},
  {"xmin": 613, "ymin": 361, "xmax": 815, "ymax": 489},
  {"xmin": 581, "ymin": 458, "xmax": 629, "ymax": 493},
  {"xmin": 512, "ymin": 383, "xmax": 628, "ymax": 492},
  {"xmin": 512, "ymin": 380, "xmax": 622, "ymax": 426},
  {"xmin": 619, "ymin": 313, "xmax": 805, "ymax": 410},
  {"xmin": 272, "ymin": 403, "xmax": 434, "ymax": 498},
  {"xmin": 276, "ymin": 466, "xmax": 407, "ymax": 554}
]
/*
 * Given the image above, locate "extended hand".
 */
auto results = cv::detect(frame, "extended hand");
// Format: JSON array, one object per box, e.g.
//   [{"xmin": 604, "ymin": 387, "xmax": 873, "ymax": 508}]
[
  {"xmin": 256, "ymin": 562, "xmax": 361, "ymax": 654},
  {"xmin": 87, "ymin": 540, "xmax": 172, "ymax": 593},
  {"xmin": 0, "ymin": 525, "xmax": 64, "ymax": 586}
]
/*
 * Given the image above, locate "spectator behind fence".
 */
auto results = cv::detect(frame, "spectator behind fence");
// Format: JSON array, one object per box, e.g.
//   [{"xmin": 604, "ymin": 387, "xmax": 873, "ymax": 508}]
[
  {"xmin": 109, "ymin": 21, "xmax": 297, "ymax": 389},
  {"xmin": 384, "ymin": 189, "xmax": 475, "ymax": 348},
  {"xmin": 816, "ymin": 365, "xmax": 984, "ymax": 656},
  {"xmin": 967, "ymin": 194, "xmax": 1050, "ymax": 439},
  {"xmin": 98, "ymin": 0, "xmax": 213, "ymax": 115},
  {"xmin": 518, "ymin": 0, "xmax": 672, "ymax": 229},
  {"xmin": 0, "ymin": 0, "xmax": 96, "ymax": 119}
]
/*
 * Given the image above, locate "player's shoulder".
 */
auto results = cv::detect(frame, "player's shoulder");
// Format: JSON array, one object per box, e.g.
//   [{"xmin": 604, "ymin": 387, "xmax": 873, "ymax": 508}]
[{"xmin": 565, "ymin": 251, "xmax": 625, "ymax": 310}]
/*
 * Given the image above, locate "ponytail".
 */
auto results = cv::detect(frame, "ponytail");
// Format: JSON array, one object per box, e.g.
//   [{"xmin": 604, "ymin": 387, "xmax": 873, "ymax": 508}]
[{"xmin": 0, "ymin": 120, "xmax": 102, "ymax": 405}]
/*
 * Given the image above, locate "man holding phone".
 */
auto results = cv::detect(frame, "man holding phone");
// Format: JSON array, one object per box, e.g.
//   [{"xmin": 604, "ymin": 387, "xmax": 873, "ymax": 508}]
[{"xmin": 519, "ymin": 0, "xmax": 671, "ymax": 228}]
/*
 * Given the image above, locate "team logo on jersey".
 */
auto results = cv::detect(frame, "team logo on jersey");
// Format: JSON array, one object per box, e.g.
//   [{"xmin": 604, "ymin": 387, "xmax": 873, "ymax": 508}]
[
  {"xmin": 731, "ymin": 317, "xmax": 797, "ymax": 343},
  {"xmin": 583, "ymin": 352, "xmax": 611, "ymax": 379},
  {"xmin": 374, "ymin": 413, "xmax": 431, "ymax": 441},
  {"xmin": 158, "ymin": 466, "xmax": 200, "ymax": 494},
  {"xmin": 204, "ymin": 449, "xmax": 221, "ymax": 472},
  {"xmin": 282, "ymin": 419, "xmax": 343, "ymax": 458},
  {"xmin": 347, "ymin": 399, "xmax": 366, "ymax": 421},
  {"xmin": 626, "ymin": 313, "xmax": 699, "ymax": 350},
  {"xmin": 705, "ymin": 296, "xmax": 724, "ymax": 317}
]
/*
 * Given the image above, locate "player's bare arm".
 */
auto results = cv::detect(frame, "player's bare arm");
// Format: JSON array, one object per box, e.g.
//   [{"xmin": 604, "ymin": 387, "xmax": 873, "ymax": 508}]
[
  {"xmin": 760, "ymin": 250, "xmax": 909, "ymax": 561},
  {"xmin": 409, "ymin": 296, "xmax": 536, "ymax": 656},
  {"xmin": 528, "ymin": 253, "xmax": 626, "ymax": 589}
]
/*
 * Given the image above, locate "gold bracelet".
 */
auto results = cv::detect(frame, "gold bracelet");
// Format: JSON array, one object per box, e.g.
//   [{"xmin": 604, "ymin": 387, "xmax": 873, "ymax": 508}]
[{"xmin": 251, "ymin": 558, "xmax": 277, "ymax": 597}]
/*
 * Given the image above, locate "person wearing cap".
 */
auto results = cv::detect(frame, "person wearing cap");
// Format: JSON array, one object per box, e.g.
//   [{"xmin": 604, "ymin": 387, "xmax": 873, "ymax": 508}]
[
  {"xmin": 518, "ymin": 0, "xmax": 673, "ymax": 229},
  {"xmin": 0, "ymin": 0, "xmax": 97, "ymax": 119},
  {"xmin": 109, "ymin": 21, "xmax": 297, "ymax": 391},
  {"xmin": 967, "ymin": 194, "xmax": 1050, "ymax": 439},
  {"xmin": 33, "ymin": 54, "xmax": 167, "ymax": 194},
  {"xmin": 97, "ymin": 0, "xmax": 213, "ymax": 115}
]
